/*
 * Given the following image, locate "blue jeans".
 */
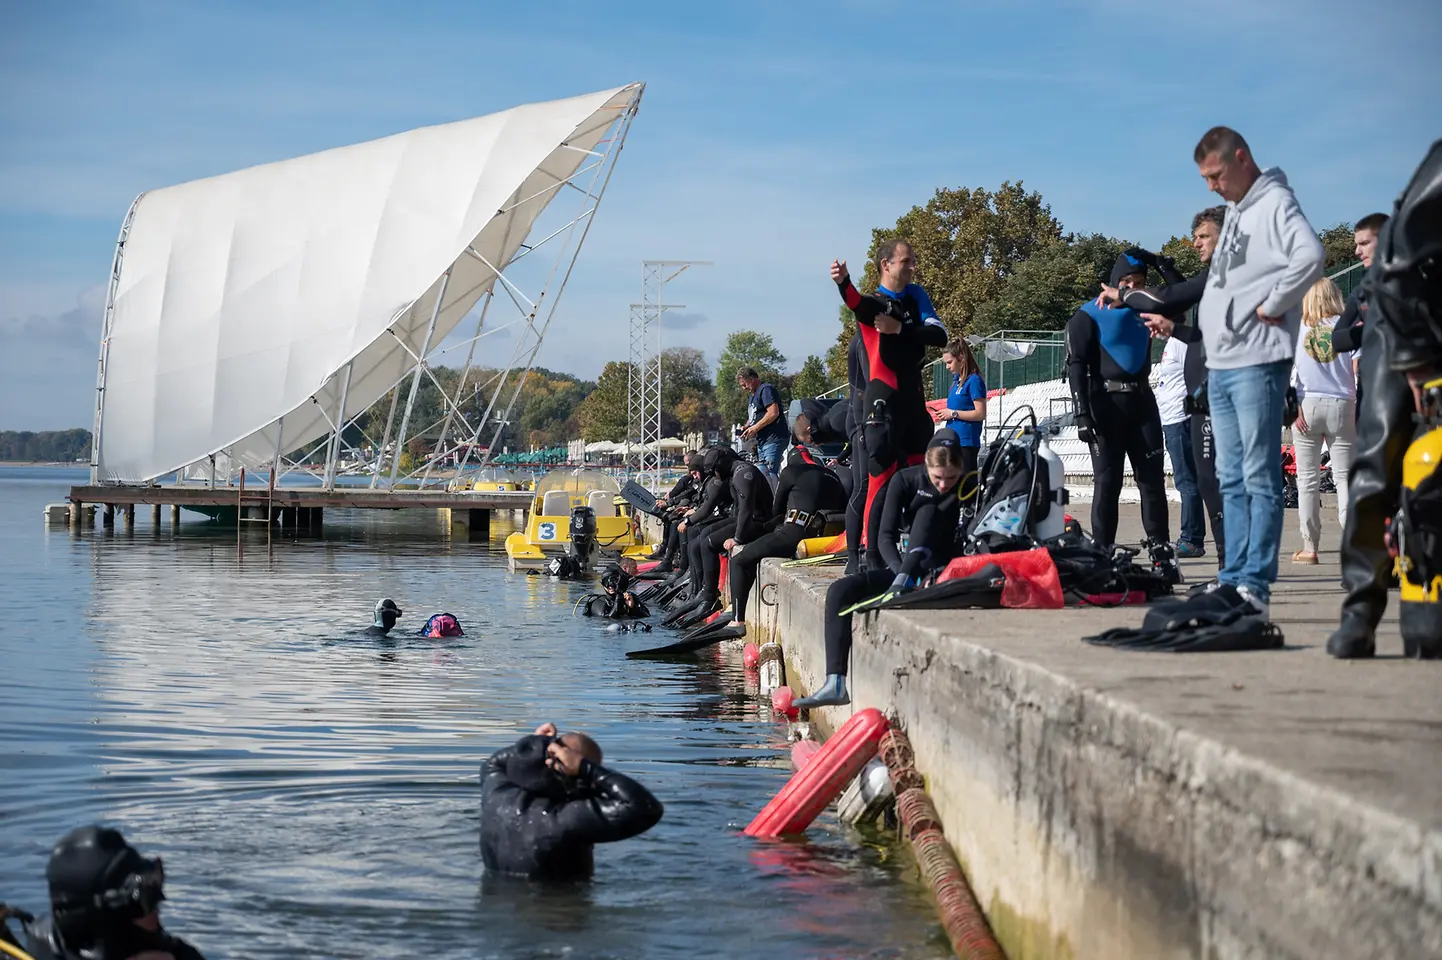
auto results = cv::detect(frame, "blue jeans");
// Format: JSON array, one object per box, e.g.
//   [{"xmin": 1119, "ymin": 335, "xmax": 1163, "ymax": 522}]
[
  {"xmin": 1162, "ymin": 420, "xmax": 1205, "ymax": 546},
  {"xmin": 756, "ymin": 438, "xmax": 784, "ymax": 478},
  {"xmin": 1208, "ymin": 360, "xmax": 1290, "ymax": 601}
]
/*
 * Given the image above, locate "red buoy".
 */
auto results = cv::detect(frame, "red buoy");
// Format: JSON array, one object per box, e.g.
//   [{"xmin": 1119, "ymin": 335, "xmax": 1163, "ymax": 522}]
[
  {"xmin": 744, "ymin": 707, "xmax": 890, "ymax": 837},
  {"xmin": 771, "ymin": 686, "xmax": 798, "ymax": 719},
  {"xmin": 790, "ymin": 738, "xmax": 821, "ymax": 772},
  {"xmin": 635, "ymin": 560, "xmax": 661, "ymax": 574},
  {"xmin": 742, "ymin": 642, "xmax": 760, "ymax": 669}
]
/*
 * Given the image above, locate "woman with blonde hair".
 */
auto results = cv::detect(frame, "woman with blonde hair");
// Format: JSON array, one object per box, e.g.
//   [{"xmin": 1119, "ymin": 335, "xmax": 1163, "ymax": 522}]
[{"xmin": 1290, "ymin": 276, "xmax": 1359, "ymax": 564}]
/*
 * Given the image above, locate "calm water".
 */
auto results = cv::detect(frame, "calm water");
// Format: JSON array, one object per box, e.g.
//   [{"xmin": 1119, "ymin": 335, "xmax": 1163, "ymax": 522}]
[{"xmin": 0, "ymin": 467, "xmax": 946, "ymax": 959}]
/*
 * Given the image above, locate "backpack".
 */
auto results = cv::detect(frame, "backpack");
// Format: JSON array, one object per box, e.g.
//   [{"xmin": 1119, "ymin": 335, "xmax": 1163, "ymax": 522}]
[
  {"xmin": 1372, "ymin": 139, "xmax": 1442, "ymax": 371},
  {"xmin": 421, "ymin": 613, "xmax": 463, "ymax": 638}
]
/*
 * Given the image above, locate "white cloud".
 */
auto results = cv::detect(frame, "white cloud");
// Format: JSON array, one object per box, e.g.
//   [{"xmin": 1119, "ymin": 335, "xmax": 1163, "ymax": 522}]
[{"xmin": 0, "ymin": 285, "xmax": 104, "ymax": 429}]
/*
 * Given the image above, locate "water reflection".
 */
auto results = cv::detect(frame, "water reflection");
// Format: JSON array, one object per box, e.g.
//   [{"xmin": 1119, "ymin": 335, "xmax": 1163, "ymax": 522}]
[{"xmin": 0, "ymin": 470, "xmax": 946, "ymax": 959}]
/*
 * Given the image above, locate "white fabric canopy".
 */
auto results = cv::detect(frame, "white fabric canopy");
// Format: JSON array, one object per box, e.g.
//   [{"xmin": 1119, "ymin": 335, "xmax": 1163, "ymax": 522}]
[{"xmin": 95, "ymin": 83, "xmax": 640, "ymax": 483}]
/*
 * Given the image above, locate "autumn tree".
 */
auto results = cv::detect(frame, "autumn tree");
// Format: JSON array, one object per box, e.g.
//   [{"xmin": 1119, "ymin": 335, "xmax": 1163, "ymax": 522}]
[
  {"xmin": 1317, "ymin": 222, "xmax": 1358, "ymax": 272},
  {"xmin": 714, "ymin": 330, "xmax": 787, "ymax": 425},
  {"xmin": 830, "ymin": 181, "xmax": 1064, "ymax": 361},
  {"xmin": 969, "ymin": 233, "xmax": 1131, "ymax": 337}
]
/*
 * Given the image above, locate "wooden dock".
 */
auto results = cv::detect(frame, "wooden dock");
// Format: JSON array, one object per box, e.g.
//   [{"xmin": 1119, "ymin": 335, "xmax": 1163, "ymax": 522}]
[{"xmin": 64, "ymin": 484, "xmax": 534, "ymax": 540}]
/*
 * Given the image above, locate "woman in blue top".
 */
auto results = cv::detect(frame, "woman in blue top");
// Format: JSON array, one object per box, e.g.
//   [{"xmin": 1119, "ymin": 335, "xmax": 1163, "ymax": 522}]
[{"xmin": 940, "ymin": 336, "xmax": 986, "ymax": 453}]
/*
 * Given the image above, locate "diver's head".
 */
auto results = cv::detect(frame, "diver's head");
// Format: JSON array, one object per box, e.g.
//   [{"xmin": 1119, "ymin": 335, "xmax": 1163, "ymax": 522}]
[
  {"xmin": 46, "ymin": 826, "xmax": 166, "ymax": 946},
  {"xmin": 1109, "ymin": 252, "xmax": 1147, "ymax": 291},
  {"xmin": 560, "ymin": 732, "xmax": 602, "ymax": 766},
  {"xmin": 701, "ymin": 446, "xmax": 737, "ymax": 480},
  {"xmin": 924, "ymin": 432, "xmax": 965, "ymax": 495},
  {"xmin": 373, "ymin": 598, "xmax": 403, "ymax": 630},
  {"xmin": 876, "ymin": 238, "xmax": 916, "ymax": 290},
  {"xmin": 1354, "ymin": 211, "xmax": 1389, "ymax": 269},
  {"xmin": 1191, "ymin": 206, "xmax": 1226, "ymax": 265},
  {"xmin": 792, "ymin": 412, "xmax": 813, "ymax": 446}
]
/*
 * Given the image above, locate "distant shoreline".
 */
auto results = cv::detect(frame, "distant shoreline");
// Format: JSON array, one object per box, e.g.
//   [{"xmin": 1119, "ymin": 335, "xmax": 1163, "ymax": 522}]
[{"xmin": 0, "ymin": 461, "xmax": 84, "ymax": 468}]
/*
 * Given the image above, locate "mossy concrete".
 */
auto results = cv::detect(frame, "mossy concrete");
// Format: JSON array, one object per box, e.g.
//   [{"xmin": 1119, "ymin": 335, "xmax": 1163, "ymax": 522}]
[{"xmin": 753, "ymin": 504, "xmax": 1442, "ymax": 960}]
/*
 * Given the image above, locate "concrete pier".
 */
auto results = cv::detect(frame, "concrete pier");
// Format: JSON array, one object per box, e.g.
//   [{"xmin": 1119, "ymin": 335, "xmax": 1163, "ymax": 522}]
[
  {"xmin": 752, "ymin": 503, "xmax": 1441, "ymax": 960},
  {"xmin": 447, "ymin": 507, "xmax": 491, "ymax": 541}
]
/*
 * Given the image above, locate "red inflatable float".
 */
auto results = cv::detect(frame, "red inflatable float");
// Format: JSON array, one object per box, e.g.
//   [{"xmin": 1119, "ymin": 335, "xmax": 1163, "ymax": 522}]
[{"xmin": 744, "ymin": 707, "xmax": 890, "ymax": 837}]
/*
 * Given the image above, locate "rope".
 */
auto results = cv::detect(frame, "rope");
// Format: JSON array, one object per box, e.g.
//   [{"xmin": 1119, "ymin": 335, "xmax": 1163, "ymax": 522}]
[{"xmin": 879, "ymin": 727, "xmax": 1007, "ymax": 960}]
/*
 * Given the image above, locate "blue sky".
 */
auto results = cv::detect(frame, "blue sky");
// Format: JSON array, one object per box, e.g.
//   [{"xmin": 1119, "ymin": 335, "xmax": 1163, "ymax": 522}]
[{"xmin": 2, "ymin": 0, "xmax": 1439, "ymax": 430}]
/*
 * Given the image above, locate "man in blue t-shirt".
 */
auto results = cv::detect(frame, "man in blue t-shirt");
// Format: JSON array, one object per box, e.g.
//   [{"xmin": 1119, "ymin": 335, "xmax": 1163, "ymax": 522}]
[{"xmin": 737, "ymin": 367, "xmax": 788, "ymax": 477}]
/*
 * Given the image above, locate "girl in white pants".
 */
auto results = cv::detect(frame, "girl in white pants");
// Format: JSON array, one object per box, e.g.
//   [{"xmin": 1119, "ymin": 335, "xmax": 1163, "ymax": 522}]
[{"xmin": 1290, "ymin": 277, "xmax": 1358, "ymax": 564}]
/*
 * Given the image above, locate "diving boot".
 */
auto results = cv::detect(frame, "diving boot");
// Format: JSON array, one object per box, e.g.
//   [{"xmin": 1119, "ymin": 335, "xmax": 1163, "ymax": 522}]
[
  {"xmin": 792, "ymin": 674, "xmax": 850, "ymax": 709},
  {"xmin": 1146, "ymin": 539, "xmax": 1184, "ymax": 588},
  {"xmin": 1326, "ymin": 614, "xmax": 1376, "ymax": 659},
  {"xmin": 674, "ymin": 596, "xmax": 722, "ymax": 629},
  {"xmin": 662, "ymin": 592, "xmax": 712, "ymax": 627}
]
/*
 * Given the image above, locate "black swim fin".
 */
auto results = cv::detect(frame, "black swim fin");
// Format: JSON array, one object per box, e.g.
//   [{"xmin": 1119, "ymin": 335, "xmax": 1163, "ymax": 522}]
[
  {"xmin": 871, "ymin": 565, "xmax": 1006, "ymax": 611},
  {"xmin": 626, "ymin": 614, "xmax": 739, "ymax": 658},
  {"xmin": 661, "ymin": 592, "xmax": 711, "ymax": 626}
]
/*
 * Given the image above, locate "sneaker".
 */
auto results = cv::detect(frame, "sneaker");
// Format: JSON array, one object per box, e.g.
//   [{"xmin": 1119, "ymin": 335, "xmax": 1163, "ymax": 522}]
[
  {"xmin": 1174, "ymin": 541, "xmax": 1206, "ymax": 559},
  {"xmin": 1234, "ymin": 585, "xmax": 1270, "ymax": 620}
]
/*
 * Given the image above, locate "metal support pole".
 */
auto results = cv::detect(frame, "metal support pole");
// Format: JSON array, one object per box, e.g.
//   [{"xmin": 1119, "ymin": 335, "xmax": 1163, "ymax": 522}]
[
  {"xmin": 389, "ymin": 271, "xmax": 451, "ymax": 489},
  {"xmin": 270, "ymin": 416, "xmax": 285, "ymax": 484},
  {"xmin": 370, "ymin": 386, "xmax": 402, "ymax": 489},
  {"xmin": 323, "ymin": 365, "xmax": 352, "ymax": 491},
  {"xmin": 90, "ymin": 194, "xmax": 142, "ymax": 485},
  {"xmin": 422, "ymin": 294, "xmax": 493, "ymax": 488}
]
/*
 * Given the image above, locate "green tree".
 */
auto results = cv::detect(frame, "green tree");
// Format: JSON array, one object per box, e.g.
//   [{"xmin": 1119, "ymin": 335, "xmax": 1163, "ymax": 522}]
[
  {"xmin": 825, "ymin": 305, "xmax": 855, "ymax": 383},
  {"xmin": 575, "ymin": 361, "xmax": 634, "ymax": 441},
  {"xmin": 1159, "ymin": 235, "xmax": 1205, "ymax": 278},
  {"xmin": 970, "ymin": 234, "xmax": 1129, "ymax": 336},
  {"xmin": 1317, "ymin": 222, "xmax": 1357, "ymax": 272},
  {"xmin": 659, "ymin": 346, "xmax": 713, "ymax": 410},
  {"xmin": 672, "ymin": 390, "xmax": 721, "ymax": 434},
  {"xmin": 714, "ymin": 330, "xmax": 787, "ymax": 425},
  {"xmin": 831, "ymin": 181, "xmax": 1064, "ymax": 361},
  {"xmin": 790, "ymin": 354, "xmax": 831, "ymax": 400},
  {"xmin": 0, "ymin": 429, "xmax": 92, "ymax": 462}
]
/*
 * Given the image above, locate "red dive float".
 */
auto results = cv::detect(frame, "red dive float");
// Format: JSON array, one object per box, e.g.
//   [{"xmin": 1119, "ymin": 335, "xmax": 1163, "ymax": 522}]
[{"xmin": 744, "ymin": 707, "xmax": 890, "ymax": 837}]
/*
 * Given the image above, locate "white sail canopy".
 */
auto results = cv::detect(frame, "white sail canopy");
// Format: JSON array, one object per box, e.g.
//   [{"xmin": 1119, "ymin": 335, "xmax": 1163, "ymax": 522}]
[{"xmin": 94, "ymin": 83, "xmax": 640, "ymax": 483}]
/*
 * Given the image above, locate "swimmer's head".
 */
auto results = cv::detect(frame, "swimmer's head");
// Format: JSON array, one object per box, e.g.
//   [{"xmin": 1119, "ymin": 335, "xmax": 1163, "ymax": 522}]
[
  {"xmin": 373, "ymin": 598, "xmax": 403, "ymax": 630},
  {"xmin": 559, "ymin": 731, "xmax": 603, "ymax": 766}
]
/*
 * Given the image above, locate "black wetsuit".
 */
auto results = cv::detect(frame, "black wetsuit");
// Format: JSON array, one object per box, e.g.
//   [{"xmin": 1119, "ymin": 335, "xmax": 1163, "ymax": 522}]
[
  {"xmin": 653, "ymin": 474, "xmax": 699, "ymax": 568},
  {"xmin": 823, "ymin": 465, "xmax": 961, "ymax": 676},
  {"xmin": 691, "ymin": 460, "xmax": 774, "ymax": 605},
  {"xmin": 729, "ymin": 448, "xmax": 847, "ymax": 620},
  {"xmin": 479, "ymin": 734, "xmax": 663, "ymax": 880},
  {"xmin": 844, "ymin": 333, "xmax": 869, "ymax": 573},
  {"xmin": 672, "ymin": 475, "xmax": 729, "ymax": 580},
  {"xmin": 23, "ymin": 915, "xmax": 206, "ymax": 960},
  {"xmin": 1121, "ymin": 268, "xmax": 1225, "ymax": 563},
  {"xmin": 1066, "ymin": 299, "xmax": 1170, "ymax": 548},
  {"xmin": 837, "ymin": 278, "xmax": 949, "ymax": 568}
]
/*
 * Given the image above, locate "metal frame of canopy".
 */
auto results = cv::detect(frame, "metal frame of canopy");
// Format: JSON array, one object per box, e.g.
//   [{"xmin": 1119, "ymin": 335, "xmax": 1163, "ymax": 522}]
[{"xmin": 90, "ymin": 84, "xmax": 645, "ymax": 492}]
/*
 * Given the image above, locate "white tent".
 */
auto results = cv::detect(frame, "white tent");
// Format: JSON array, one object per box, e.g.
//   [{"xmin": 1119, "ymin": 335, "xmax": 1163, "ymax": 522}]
[
  {"xmin": 93, "ymin": 83, "xmax": 642, "ymax": 484},
  {"xmin": 656, "ymin": 437, "xmax": 687, "ymax": 451}
]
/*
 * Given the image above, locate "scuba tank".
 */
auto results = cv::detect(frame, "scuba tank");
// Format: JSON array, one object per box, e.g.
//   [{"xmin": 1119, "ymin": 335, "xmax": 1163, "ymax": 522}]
[
  {"xmin": 1394, "ymin": 376, "xmax": 1442, "ymax": 658},
  {"xmin": 1034, "ymin": 431, "xmax": 1067, "ymax": 541}
]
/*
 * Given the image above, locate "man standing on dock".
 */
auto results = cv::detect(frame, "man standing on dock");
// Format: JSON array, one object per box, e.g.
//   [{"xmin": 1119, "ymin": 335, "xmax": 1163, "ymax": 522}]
[{"xmin": 738, "ymin": 368, "xmax": 789, "ymax": 478}]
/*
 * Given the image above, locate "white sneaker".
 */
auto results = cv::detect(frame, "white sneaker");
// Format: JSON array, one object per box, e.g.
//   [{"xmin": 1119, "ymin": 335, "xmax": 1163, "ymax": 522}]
[{"xmin": 1235, "ymin": 585, "xmax": 1270, "ymax": 620}]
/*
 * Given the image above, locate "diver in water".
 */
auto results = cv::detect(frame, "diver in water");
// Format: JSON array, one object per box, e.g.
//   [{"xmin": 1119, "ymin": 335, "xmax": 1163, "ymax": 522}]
[
  {"xmin": 368, "ymin": 598, "xmax": 403, "ymax": 635},
  {"xmin": 795, "ymin": 434, "xmax": 966, "ymax": 709},
  {"xmin": 584, "ymin": 563, "xmax": 649, "ymax": 620},
  {"xmin": 20, "ymin": 825, "xmax": 206, "ymax": 960},
  {"xmin": 480, "ymin": 722, "xmax": 664, "ymax": 880},
  {"xmin": 724, "ymin": 441, "xmax": 847, "ymax": 635},
  {"xmin": 831, "ymin": 242, "xmax": 950, "ymax": 573},
  {"xmin": 418, "ymin": 613, "xmax": 465, "ymax": 637},
  {"xmin": 1067, "ymin": 251, "xmax": 1178, "ymax": 581}
]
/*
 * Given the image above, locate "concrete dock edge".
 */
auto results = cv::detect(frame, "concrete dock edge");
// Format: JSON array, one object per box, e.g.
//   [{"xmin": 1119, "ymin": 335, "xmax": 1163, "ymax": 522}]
[{"xmin": 751, "ymin": 557, "xmax": 1442, "ymax": 960}]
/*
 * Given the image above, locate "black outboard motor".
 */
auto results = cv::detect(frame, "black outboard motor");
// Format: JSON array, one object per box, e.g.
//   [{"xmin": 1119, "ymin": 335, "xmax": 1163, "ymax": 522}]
[{"xmin": 569, "ymin": 504, "xmax": 597, "ymax": 569}]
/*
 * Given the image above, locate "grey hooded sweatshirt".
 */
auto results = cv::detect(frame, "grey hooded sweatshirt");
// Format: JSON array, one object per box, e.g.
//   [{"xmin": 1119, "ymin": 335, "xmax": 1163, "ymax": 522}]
[{"xmin": 1198, "ymin": 167, "xmax": 1325, "ymax": 371}]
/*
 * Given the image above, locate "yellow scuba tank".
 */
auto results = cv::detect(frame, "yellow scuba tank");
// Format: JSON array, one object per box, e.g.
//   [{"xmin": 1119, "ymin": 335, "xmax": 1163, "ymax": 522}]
[{"xmin": 1395, "ymin": 377, "xmax": 1442, "ymax": 657}]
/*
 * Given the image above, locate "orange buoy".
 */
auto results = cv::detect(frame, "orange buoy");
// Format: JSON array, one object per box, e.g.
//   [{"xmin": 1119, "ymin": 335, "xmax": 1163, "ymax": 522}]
[
  {"xmin": 744, "ymin": 707, "xmax": 889, "ymax": 837},
  {"xmin": 771, "ymin": 685, "xmax": 798, "ymax": 719},
  {"xmin": 742, "ymin": 642, "xmax": 760, "ymax": 669}
]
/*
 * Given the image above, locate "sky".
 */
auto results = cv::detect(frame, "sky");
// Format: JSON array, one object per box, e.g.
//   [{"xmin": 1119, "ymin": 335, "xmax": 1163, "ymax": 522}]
[{"xmin": 2, "ymin": 0, "xmax": 1439, "ymax": 431}]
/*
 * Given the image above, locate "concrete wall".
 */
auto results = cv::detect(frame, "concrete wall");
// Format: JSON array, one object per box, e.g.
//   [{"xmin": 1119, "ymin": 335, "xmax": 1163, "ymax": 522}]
[{"xmin": 755, "ymin": 559, "xmax": 1441, "ymax": 960}]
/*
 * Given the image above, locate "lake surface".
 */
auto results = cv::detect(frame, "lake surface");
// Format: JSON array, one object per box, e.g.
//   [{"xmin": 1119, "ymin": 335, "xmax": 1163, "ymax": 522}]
[{"xmin": 0, "ymin": 466, "xmax": 947, "ymax": 959}]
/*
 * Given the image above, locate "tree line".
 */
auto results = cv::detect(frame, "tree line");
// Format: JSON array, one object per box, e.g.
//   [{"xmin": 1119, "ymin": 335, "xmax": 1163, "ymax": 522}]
[
  {"xmin": 0, "ymin": 429, "xmax": 91, "ymax": 462},
  {"xmin": 824, "ymin": 181, "xmax": 1362, "ymax": 381}
]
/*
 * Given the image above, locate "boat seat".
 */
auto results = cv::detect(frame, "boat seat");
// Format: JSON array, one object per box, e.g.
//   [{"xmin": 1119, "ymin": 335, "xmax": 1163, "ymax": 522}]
[
  {"xmin": 541, "ymin": 490, "xmax": 572, "ymax": 517},
  {"xmin": 588, "ymin": 489, "xmax": 617, "ymax": 517}
]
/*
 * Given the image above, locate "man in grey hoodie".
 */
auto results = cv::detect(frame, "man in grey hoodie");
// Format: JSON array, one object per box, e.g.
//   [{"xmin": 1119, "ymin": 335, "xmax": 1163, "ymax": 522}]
[{"xmin": 1193, "ymin": 127, "xmax": 1325, "ymax": 619}]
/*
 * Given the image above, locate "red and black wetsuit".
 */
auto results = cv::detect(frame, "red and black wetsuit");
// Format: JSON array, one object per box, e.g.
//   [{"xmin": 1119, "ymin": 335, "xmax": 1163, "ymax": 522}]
[{"xmin": 836, "ymin": 277, "xmax": 948, "ymax": 565}]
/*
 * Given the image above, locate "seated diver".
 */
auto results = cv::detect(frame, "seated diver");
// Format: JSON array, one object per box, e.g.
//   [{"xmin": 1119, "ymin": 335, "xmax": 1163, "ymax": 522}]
[
  {"xmin": 794, "ymin": 433, "xmax": 966, "ymax": 709},
  {"xmin": 649, "ymin": 453, "xmax": 703, "ymax": 567},
  {"xmin": 480, "ymin": 721, "xmax": 664, "ymax": 880},
  {"xmin": 369, "ymin": 598, "xmax": 403, "ymax": 635},
  {"xmin": 659, "ymin": 448, "xmax": 729, "ymax": 588},
  {"xmin": 660, "ymin": 448, "xmax": 735, "ymax": 609},
  {"xmin": 710, "ymin": 432, "xmax": 847, "ymax": 641},
  {"xmin": 19, "ymin": 825, "xmax": 206, "ymax": 960},
  {"xmin": 669, "ymin": 446, "xmax": 774, "ymax": 627}
]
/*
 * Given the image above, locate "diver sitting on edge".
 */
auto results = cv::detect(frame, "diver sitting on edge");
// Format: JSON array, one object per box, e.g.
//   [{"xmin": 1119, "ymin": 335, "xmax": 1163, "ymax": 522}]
[
  {"xmin": 480, "ymin": 722, "xmax": 664, "ymax": 880},
  {"xmin": 794, "ymin": 433, "xmax": 966, "ymax": 709},
  {"xmin": 18, "ymin": 825, "xmax": 206, "ymax": 960}
]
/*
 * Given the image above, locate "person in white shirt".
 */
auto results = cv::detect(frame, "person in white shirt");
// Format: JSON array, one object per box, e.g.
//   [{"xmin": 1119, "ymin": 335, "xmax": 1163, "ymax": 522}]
[
  {"xmin": 1291, "ymin": 276, "xmax": 1358, "ymax": 564},
  {"xmin": 1155, "ymin": 336, "xmax": 1206, "ymax": 557}
]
